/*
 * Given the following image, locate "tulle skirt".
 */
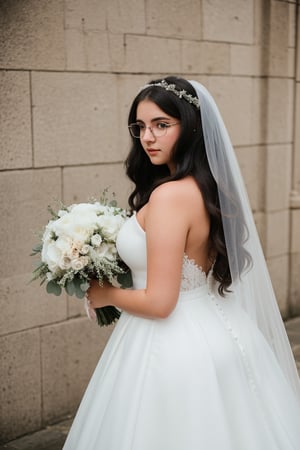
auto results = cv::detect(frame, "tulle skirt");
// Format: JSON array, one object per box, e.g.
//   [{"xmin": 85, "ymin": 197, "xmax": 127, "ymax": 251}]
[{"xmin": 63, "ymin": 285, "xmax": 300, "ymax": 449}]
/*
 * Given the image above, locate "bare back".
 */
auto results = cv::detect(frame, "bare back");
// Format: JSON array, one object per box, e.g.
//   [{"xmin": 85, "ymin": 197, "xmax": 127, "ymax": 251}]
[{"xmin": 136, "ymin": 177, "xmax": 212, "ymax": 275}]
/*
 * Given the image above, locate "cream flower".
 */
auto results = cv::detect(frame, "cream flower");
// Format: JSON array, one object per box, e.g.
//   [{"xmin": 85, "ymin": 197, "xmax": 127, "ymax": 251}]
[
  {"xmin": 71, "ymin": 257, "xmax": 86, "ymax": 271},
  {"xmin": 42, "ymin": 242, "xmax": 61, "ymax": 272},
  {"xmin": 91, "ymin": 234, "xmax": 102, "ymax": 247},
  {"xmin": 97, "ymin": 214, "xmax": 124, "ymax": 240},
  {"xmin": 96, "ymin": 243, "xmax": 117, "ymax": 261},
  {"xmin": 59, "ymin": 256, "xmax": 72, "ymax": 270},
  {"xmin": 80, "ymin": 244, "xmax": 91, "ymax": 255}
]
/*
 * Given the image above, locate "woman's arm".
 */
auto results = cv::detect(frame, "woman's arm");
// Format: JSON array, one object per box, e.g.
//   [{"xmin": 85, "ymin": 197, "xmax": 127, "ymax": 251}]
[{"xmin": 88, "ymin": 182, "xmax": 192, "ymax": 318}]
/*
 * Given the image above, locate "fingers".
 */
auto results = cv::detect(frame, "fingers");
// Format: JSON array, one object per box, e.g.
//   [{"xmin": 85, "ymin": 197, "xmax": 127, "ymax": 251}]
[
  {"xmin": 86, "ymin": 294, "xmax": 94, "ymax": 309},
  {"xmin": 84, "ymin": 296, "xmax": 97, "ymax": 321}
]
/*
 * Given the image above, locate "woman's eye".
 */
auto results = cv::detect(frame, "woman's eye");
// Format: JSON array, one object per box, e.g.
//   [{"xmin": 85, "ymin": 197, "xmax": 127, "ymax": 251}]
[
  {"xmin": 138, "ymin": 124, "xmax": 145, "ymax": 131},
  {"xmin": 156, "ymin": 122, "xmax": 169, "ymax": 130}
]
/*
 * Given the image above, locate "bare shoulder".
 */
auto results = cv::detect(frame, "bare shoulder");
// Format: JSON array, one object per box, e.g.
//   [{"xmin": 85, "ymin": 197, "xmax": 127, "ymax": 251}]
[{"xmin": 149, "ymin": 177, "xmax": 204, "ymax": 207}]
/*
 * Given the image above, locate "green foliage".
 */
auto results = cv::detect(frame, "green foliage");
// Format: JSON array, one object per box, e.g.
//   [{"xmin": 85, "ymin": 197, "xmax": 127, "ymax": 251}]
[
  {"xmin": 117, "ymin": 271, "xmax": 133, "ymax": 288},
  {"xmin": 30, "ymin": 243, "xmax": 43, "ymax": 256},
  {"xmin": 95, "ymin": 306, "xmax": 121, "ymax": 326},
  {"xmin": 65, "ymin": 280, "xmax": 75, "ymax": 296},
  {"xmin": 73, "ymin": 277, "xmax": 86, "ymax": 299},
  {"xmin": 63, "ymin": 278, "xmax": 89, "ymax": 299},
  {"xmin": 46, "ymin": 280, "xmax": 62, "ymax": 296},
  {"xmin": 31, "ymin": 262, "xmax": 48, "ymax": 282}
]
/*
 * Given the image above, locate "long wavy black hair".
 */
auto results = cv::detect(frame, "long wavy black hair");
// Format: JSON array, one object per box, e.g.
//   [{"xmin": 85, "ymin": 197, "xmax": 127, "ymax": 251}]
[{"xmin": 125, "ymin": 76, "xmax": 250, "ymax": 296}]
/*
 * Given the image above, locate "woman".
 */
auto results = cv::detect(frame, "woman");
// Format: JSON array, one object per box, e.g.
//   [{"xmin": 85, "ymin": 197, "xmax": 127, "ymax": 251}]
[{"xmin": 63, "ymin": 77, "xmax": 300, "ymax": 449}]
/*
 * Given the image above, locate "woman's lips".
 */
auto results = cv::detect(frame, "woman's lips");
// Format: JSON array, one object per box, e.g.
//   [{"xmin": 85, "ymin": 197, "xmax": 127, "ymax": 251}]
[{"xmin": 147, "ymin": 148, "xmax": 159, "ymax": 154}]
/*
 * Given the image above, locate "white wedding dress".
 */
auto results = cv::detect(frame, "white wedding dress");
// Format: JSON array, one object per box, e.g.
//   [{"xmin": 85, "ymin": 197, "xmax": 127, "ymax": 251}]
[{"xmin": 63, "ymin": 214, "xmax": 300, "ymax": 450}]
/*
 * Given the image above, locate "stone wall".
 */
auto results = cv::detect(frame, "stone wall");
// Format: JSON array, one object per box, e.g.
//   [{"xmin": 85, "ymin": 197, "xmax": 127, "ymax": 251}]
[{"xmin": 0, "ymin": 0, "xmax": 299, "ymax": 442}]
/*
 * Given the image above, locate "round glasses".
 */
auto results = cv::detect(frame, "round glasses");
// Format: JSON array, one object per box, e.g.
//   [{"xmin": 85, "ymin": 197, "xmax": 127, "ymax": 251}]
[{"xmin": 128, "ymin": 121, "xmax": 179, "ymax": 139}]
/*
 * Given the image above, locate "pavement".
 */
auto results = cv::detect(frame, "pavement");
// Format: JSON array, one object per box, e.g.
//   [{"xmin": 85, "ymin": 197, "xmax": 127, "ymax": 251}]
[
  {"xmin": 1, "ymin": 317, "xmax": 300, "ymax": 450},
  {"xmin": 0, "ymin": 419, "xmax": 72, "ymax": 450}
]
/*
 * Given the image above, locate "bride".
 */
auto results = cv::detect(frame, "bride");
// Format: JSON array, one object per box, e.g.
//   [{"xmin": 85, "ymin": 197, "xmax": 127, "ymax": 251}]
[{"xmin": 63, "ymin": 76, "xmax": 300, "ymax": 449}]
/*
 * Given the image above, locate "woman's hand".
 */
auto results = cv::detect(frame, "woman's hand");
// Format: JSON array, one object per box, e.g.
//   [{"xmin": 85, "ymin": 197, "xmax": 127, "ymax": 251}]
[{"xmin": 87, "ymin": 279, "xmax": 114, "ymax": 309}]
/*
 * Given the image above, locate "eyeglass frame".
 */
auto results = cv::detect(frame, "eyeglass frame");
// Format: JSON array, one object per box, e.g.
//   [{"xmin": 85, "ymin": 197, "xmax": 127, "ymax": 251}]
[{"xmin": 128, "ymin": 121, "xmax": 180, "ymax": 139}]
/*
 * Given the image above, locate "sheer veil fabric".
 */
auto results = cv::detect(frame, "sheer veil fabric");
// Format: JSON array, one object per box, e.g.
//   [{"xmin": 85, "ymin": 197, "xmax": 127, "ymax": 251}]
[{"xmin": 189, "ymin": 80, "xmax": 300, "ymax": 398}]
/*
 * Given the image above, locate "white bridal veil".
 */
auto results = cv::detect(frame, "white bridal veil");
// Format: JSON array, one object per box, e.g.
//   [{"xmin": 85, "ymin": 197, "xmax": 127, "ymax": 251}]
[{"xmin": 189, "ymin": 80, "xmax": 300, "ymax": 399}]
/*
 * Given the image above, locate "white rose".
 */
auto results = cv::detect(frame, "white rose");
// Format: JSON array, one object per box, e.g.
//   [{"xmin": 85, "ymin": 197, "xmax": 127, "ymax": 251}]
[
  {"xmin": 97, "ymin": 214, "xmax": 124, "ymax": 241},
  {"xmin": 42, "ymin": 241, "xmax": 61, "ymax": 272},
  {"xmin": 53, "ymin": 211, "xmax": 97, "ymax": 244},
  {"xmin": 52, "ymin": 213, "xmax": 72, "ymax": 235},
  {"xmin": 91, "ymin": 234, "xmax": 102, "ymax": 247},
  {"xmin": 71, "ymin": 258, "xmax": 84, "ymax": 271},
  {"xmin": 71, "ymin": 256, "xmax": 89, "ymax": 271},
  {"xmin": 59, "ymin": 256, "xmax": 72, "ymax": 270},
  {"xmin": 80, "ymin": 244, "xmax": 91, "ymax": 255},
  {"xmin": 96, "ymin": 242, "xmax": 117, "ymax": 261},
  {"xmin": 72, "ymin": 228, "xmax": 92, "ymax": 245},
  {"xmin": 55, "ymin": 236, "xmax": 72, "ymax": 255},
  {"xmin": 81, "ymin": 256, "xmax": 89, "ymax": 267},
  {"xmin": 42, "ymin": 220, "xmax": 56, "ymax": 243}
]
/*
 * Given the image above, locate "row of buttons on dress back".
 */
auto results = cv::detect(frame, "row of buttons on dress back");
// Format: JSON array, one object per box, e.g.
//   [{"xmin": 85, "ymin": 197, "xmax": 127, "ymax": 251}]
[{"xmin": 208, "ymin": 290, "xmax": 257, "ymax": 393}]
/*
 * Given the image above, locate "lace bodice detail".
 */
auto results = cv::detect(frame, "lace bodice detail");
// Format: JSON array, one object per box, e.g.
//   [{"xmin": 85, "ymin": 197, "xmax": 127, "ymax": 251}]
[{"xmin": 180, "ymin": 254, "xmax": 208, "ymax": 291}]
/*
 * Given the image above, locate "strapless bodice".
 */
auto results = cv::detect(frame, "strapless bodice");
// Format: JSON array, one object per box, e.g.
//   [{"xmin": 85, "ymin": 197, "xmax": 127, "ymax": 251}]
[{"xmin": 116, "ymin": 214, "xmax": 209, "ymax": 291}]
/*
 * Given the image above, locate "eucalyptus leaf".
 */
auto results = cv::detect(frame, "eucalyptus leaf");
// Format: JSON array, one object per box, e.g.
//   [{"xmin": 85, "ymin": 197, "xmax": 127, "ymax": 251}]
[
  {"xmin": 75, "ymin": 286, "xmax": 86, "ymax": 299},
  {"xmin": 32, "ymin": 262, "xmax": 45, "ymax": 273},
  {"xmin": 80, "ymin": 281, "xmax": 90, "ymax": 292},
  {"xmin": 65, "ymin": 280, "xmax": 75, "ymax": 296},
  {"xmin": 46, "ymin": 281, "xmax": 62, "ymax": 296},
  {"xmin": 31, "ymin": 244, "xmax": 43, "ymax": 254},
  {"xmin": 73, "ymin": 277, "xmax": 83, "ymax": 290},
  {"xmin": 73, "ymin": 277, "xmax": 86, "ymax": 299},
  {"xmin": 117, "ymin": 271, "xmax": 133, "ymax": 288}
]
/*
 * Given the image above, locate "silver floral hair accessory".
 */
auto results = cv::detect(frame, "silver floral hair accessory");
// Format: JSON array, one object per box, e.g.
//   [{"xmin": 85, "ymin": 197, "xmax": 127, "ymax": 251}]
[{"xmin": 141, "ymin": 80, "xmax": 200, "ymax": 109}]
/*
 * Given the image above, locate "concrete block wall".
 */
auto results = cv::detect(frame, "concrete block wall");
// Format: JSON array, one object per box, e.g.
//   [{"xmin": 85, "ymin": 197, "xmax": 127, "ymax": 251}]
[
  {"xmin": 291, "ymin": 0, "xmax": 300, "ymax": 316},
  {"xmin": 0, "ymin": 0, "xmax": 299, "ymax": 442}
]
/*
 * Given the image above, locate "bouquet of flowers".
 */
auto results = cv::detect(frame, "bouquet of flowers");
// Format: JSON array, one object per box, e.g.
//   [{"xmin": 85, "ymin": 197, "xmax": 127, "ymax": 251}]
[{"xmin": 31, "ymin": 193, "xmax": 131, "ymax": 326}]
